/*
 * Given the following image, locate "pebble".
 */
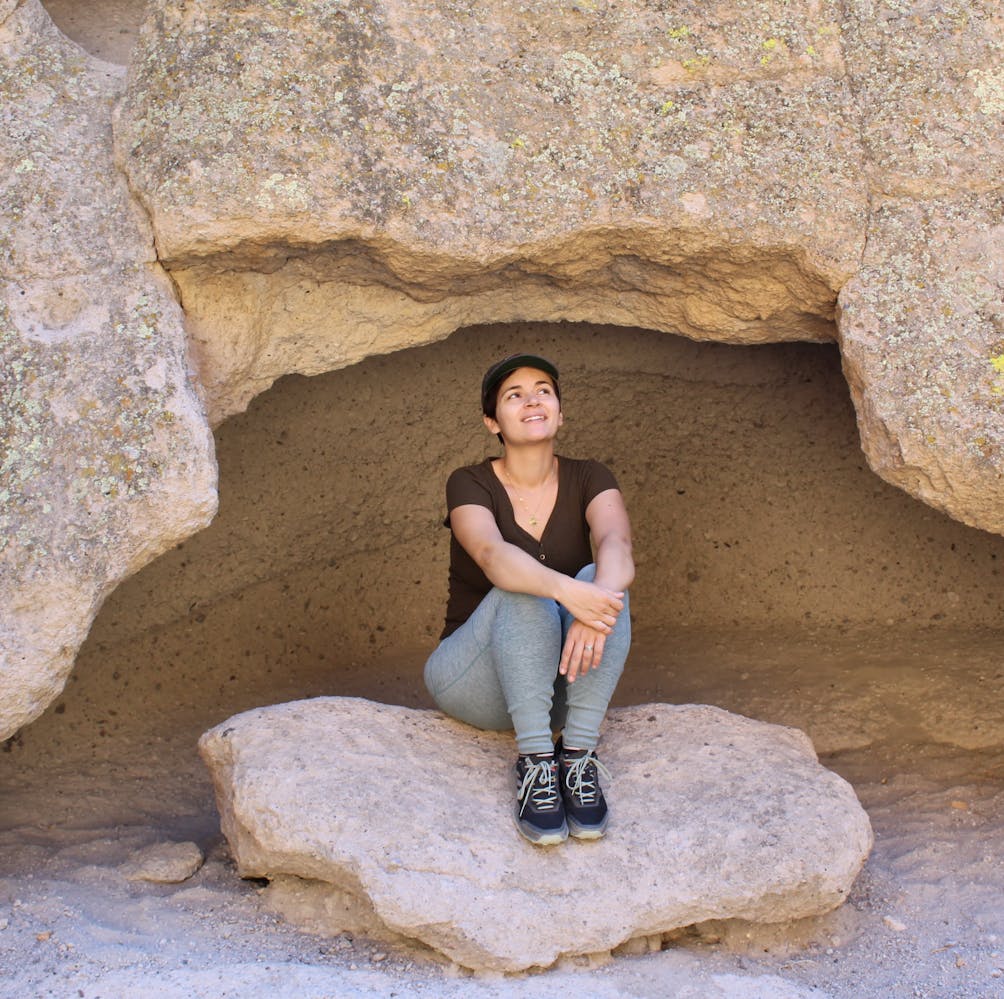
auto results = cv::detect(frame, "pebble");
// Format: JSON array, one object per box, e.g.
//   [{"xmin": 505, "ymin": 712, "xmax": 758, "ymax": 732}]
[{"xmin": 883, "ymin": 916, "xmax": 907, "ymax": 932}]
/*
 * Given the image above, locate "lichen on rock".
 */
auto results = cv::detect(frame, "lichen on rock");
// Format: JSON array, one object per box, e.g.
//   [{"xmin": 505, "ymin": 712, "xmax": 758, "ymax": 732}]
[
  {"xmin": 0, "ymin": 0, "xmax": 216, "ymax": 739},
  {"xmin": 115, "ymin": 0, "xmax": 867, "ymax": 421}
]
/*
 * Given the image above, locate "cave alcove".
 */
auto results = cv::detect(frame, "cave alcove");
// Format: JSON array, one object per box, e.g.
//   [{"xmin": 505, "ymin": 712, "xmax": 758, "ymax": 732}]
[{"xmin": 30, "ymin": 321, "xmax": 1003, "ymax": 760}]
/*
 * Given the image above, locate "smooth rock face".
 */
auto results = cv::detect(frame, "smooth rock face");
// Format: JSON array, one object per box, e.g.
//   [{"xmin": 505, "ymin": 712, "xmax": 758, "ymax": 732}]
[
  {"xmin": 199, "ymin": 698, "xmax": 873, "ymax": 972},
  {"xmin": 0, "ymin": 0, "xmax": 216, "ymax": 739}
]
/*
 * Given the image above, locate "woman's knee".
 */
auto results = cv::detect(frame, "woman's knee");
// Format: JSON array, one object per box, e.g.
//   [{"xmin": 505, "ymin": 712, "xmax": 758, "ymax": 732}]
[{"xmin": 493, "ymin": 588, "xmax": 562, "ymax": 642}]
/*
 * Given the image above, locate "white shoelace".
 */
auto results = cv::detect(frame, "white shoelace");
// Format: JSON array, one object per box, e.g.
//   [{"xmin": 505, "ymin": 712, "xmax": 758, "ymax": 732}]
[
  {"xmin": 563, "ymin": 752, "xmax": 612, "ymax": 805},
  {"xmin": 517, "ymin": 757, "xmax": 560, "ymax": 817}
]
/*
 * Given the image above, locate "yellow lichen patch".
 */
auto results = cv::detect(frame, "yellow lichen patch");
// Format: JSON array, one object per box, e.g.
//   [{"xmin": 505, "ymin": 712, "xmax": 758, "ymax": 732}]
[{"xmin": 969, "ymin": 68, "xmax": 1004, "ymax": 115}]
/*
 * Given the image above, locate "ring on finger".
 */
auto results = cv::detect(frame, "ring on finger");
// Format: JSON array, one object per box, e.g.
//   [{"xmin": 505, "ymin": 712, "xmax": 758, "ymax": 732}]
[{"xmin": 584, "ymin": 644, "xmax": 594, "ymax": 651}]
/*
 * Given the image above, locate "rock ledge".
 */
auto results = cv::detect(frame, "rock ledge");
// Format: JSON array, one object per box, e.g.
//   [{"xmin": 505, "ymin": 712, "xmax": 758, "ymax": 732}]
[{"xmin": 199, "ymin": 697, "xmax": 872, "ymax": 971}]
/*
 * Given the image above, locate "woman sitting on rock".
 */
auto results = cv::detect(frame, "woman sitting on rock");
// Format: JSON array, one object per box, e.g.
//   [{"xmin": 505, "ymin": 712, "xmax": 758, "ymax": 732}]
[{"xmin": 424, "ymin": 353, "xmax": 634, "ymax": 845}]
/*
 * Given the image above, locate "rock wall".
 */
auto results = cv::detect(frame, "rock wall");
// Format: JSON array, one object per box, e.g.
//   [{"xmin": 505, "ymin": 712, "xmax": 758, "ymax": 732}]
[
  {"xmin": 1, "ymin": 0, "xmax": 1002, "ymax": 738},
  {"xmin": 117, "ymin": 0, "xmax": 866, "ymax": 422},
  {"xmin": 0, "ymin": 0, "xmax": 215, "ymax": 738}
]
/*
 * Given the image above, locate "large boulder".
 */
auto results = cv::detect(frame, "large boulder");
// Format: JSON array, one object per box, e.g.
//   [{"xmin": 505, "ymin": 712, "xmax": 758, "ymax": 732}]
[
  {"xmin": 839, "ymin": 193, "xmax": 1004, "ymax": 533},
  {"xmin": 837, "ymin": 0, "xmax": 1004, "ymax": 533},
  {"xmin": 199, "ymin": 698, "xmax": 873, "ymax": 972},
  {"xmin": 0, "ymin": 0, "xmax": 216, "ymax": 739}
]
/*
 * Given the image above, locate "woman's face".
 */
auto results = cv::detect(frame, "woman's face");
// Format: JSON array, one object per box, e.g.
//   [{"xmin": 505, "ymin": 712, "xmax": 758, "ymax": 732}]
[{"xmin": 484, "ymin": 366, "xmax": 563, "ymax": 444}]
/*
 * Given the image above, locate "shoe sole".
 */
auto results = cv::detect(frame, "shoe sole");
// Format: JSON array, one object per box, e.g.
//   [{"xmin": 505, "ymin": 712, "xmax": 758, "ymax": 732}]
[
  {"xmin": 567, "ymin": 815, "xmax": 608, "ymax": 840},
  {"xmin": 515, "ymin": 815, "xmax": 569, "ymax": 846}
]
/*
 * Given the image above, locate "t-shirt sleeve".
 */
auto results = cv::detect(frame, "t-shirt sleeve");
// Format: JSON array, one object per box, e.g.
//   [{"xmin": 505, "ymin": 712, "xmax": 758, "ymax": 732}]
[
  {"xmin": 581, "ymin": 459, "xmax": 619, "ymax": 506},
  {"xmin": 445, "ymin": 465, "xmax": 495, "ymax": 522}
]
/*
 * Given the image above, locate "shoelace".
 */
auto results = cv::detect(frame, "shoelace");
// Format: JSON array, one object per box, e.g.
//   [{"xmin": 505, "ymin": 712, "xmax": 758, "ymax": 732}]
[
  {"xmin": 562, "ymin": 752, "xmax": 612, "ymax": 805},
  {"xmin": 517, "ymin": 757, "xmax": 561, "ymax": 817}
]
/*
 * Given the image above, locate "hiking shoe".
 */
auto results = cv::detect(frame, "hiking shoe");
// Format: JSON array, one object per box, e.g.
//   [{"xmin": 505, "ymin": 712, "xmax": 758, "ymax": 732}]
[
  {"xmin": 514, "ymin": 753, "xmax": 568, "ymax": 846},
  {"xmin": 557, "ymin": 742, "xmax": 611, "ymax": 839}
]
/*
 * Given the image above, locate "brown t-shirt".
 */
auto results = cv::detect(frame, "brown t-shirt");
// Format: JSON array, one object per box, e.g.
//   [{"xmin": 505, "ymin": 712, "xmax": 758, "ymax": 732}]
[{"xmin": 440, "ymin": 456, "xmax": 619, "ymax": 638}]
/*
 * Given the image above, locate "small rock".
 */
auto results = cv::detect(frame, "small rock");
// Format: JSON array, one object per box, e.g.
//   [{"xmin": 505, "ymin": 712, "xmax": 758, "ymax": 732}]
[
  {"xmin": 883, "ymin": 916, "xmax": 907, "ymax": 932},
  {"xmin": 122, "ymin": 842, "xmax": 204, "ymax": 883}
]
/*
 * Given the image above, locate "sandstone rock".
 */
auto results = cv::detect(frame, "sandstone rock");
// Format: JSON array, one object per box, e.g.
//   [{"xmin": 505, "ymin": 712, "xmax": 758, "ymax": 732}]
[
  {"xmin": 116, "ymin": 0, "xmax": 866, "ymax": 423},
  {"xmin": 839, "ymin": 193, "xmax": 1004, "ymax": 534},
  {"xmin": 122, "ymin": 841, "xmax": 205, "ymax": 883},
  {"xmin": 0, "ymin": 0, "xmax": 217, "ymax": 739},
  {"xmin": 108, "ymin": 0, "xmax": 1004, "ymax": 541},
  {"xmin": 199, "ymin": 698, "xmax": 873, "ymax": 972}
]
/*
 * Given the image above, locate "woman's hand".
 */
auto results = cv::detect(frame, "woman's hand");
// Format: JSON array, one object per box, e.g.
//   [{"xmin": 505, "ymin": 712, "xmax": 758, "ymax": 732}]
[
  {"xmin": 560, "ymin": 621, "xmax": 607, "ymax": 683},
  {"xmin": 557, "ymin": 577, "xmax": 624, "ymax": 634}
]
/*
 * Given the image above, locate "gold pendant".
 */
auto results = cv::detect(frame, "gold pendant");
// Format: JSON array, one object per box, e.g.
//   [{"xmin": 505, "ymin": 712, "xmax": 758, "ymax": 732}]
[{"xmin": 529, "ymin": 515, "xmax": 538, "ymax": 526}]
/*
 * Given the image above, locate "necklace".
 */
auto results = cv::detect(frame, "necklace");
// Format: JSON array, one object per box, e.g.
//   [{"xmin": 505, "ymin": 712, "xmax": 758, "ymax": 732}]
[{"xmin": 501, "ymin": 459, "xmax": 556, "ymax": 528}]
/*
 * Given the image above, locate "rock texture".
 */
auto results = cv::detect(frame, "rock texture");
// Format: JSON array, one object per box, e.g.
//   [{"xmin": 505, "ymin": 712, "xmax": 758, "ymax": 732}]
[
  {"xmin": 117, "ymin": 0, "xmax": 867, "ymax": 422},
  {"xmin": 839, "ymin": 193, "xmax": 1004, "ymax": 532},
  {"xmin": 836, "ymin": 1, "xmax": 1003, "ymax": 533},
  {"xmin": 0, "ymin": 0, "xmax": 216, "ymax": 739},
  {"xmin": 199, "ymin": 698, "xmax": 873, "ymax": 972},
  {"xmin": 2, "ymin": 0, "xmax": 1002, "ymax": 736},
  {"xmin": 121, "ymin": 840, "xmax": 205, "ymax": 883},
  {"xmin": 109, "ymin": 0, "xmax": 1004, "ymax": 538}
]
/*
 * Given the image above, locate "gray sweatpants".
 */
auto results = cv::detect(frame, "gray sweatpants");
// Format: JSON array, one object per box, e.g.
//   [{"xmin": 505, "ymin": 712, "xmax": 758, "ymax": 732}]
[{"xmin": 423, "ymin": 564, "xmax": 630, "ymax": 755}]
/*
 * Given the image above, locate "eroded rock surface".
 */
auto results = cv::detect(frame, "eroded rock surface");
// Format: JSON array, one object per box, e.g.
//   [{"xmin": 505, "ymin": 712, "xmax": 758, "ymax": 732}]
[
  {"xmin": 0, "ymin": 0, "xmax": 216, "ymax": 739},
  {"xmin": 836, "ymin": 1, "xmax": 1004, "ymax": 533},
  {"xmin": 839, "ymin": 193, "xmax": 1004, "ymax": 533},
  {"xmin": 112, "ymin": 0, "xmax": 1003, "ymax": 535},
  {"xmin": 2, "ymin": 0, "xmax": 1002, "ymax": 736},
  {"xmin": 199, "ymin": 698, "xmax": 873, "ymax": 972},
  {"xmin": 116, "ymin": 0, "xmax": 867, "ymax": 422}
]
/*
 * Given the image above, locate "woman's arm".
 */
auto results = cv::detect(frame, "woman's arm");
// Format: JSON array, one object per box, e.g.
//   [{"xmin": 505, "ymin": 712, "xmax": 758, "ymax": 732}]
[
  {"xmin": 560, "ymin": 488, "xmax": 635, "ymax": 683},
  {"xmin": 450, "ymin": 504, "xmax": 625, "ymax": 632},
  {"xmin": 586, "ymin": 488, "xmax": 635, "ymax": 593}
]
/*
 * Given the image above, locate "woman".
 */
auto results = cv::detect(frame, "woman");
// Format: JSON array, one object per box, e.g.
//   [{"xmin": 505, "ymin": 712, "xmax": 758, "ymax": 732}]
[{"xmin": 424, "ymin": 353, "xmax": 634, "ymax": 845}]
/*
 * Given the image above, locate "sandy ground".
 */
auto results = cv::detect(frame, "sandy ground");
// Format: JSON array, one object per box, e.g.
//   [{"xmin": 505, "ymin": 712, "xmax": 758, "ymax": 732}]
[
  {"xmin": 2, "ymin": 627, "xmax": 1004, "ymax": 998},
  {"xmin": 5, "ymin": 4, "xmax": 1003, "ymax": 996}
]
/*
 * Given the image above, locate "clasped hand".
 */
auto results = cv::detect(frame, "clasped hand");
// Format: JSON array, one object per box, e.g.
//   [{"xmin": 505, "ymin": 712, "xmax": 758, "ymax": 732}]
[{"xmin": 558, "ymin": 579, "xmax": 624, "ymax": 683}]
